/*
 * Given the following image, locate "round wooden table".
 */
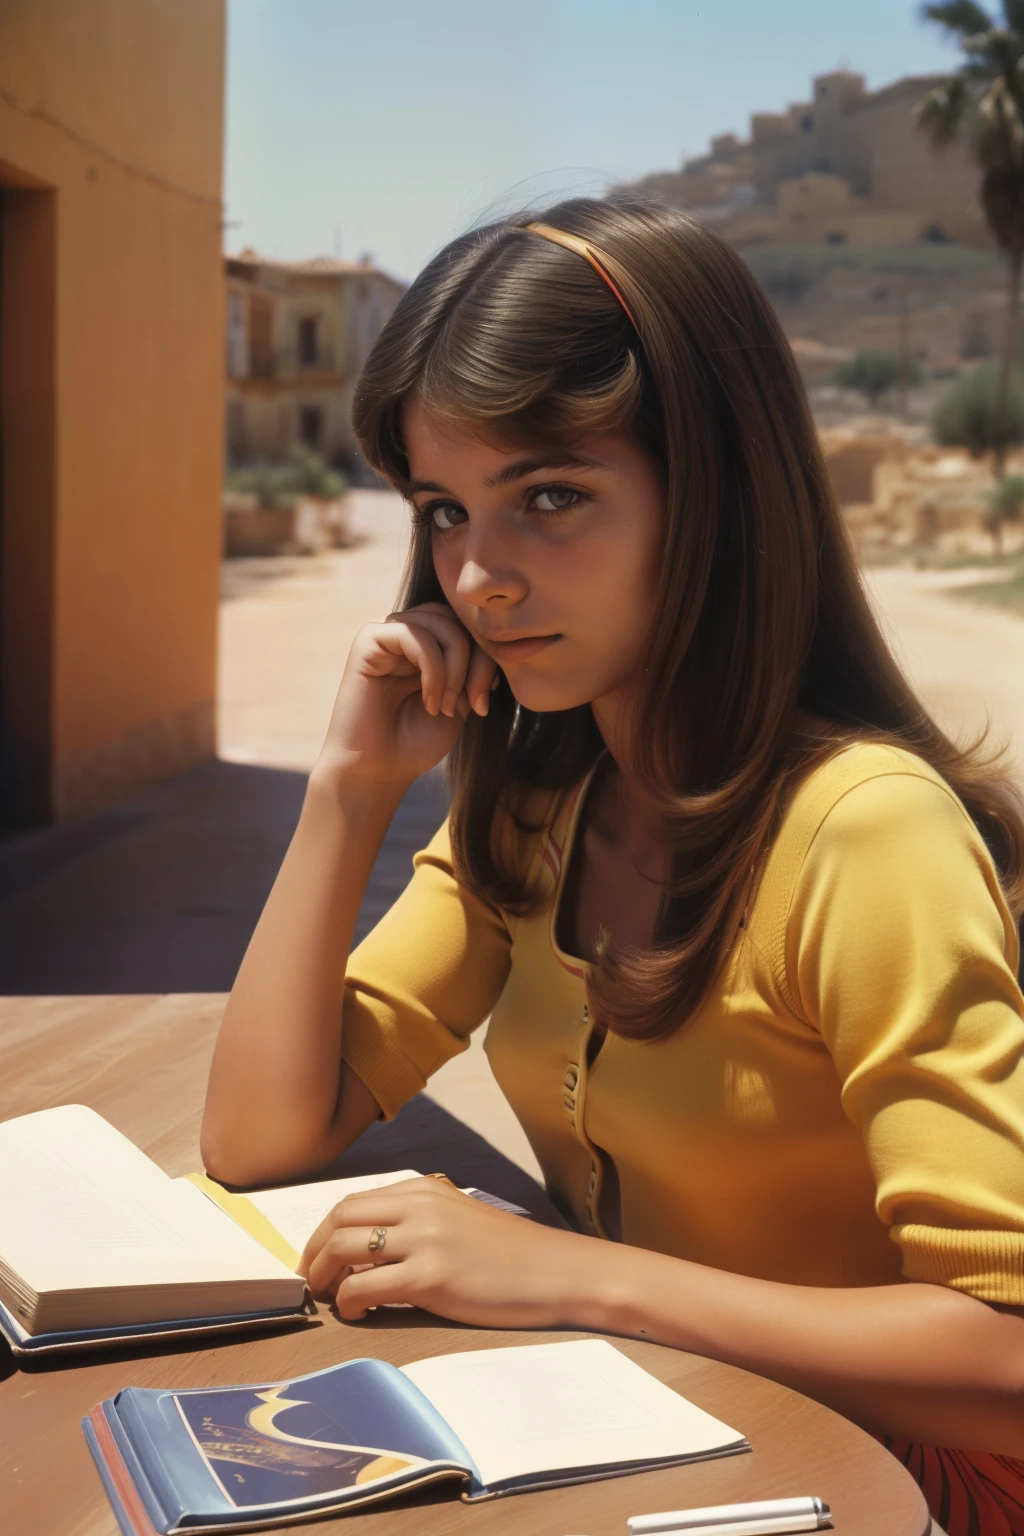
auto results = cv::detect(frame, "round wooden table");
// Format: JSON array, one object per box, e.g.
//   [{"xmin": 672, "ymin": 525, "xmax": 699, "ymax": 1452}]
[{"xmin": 0, "ymin": 995, "xmax": 932, "ymax": 1536}]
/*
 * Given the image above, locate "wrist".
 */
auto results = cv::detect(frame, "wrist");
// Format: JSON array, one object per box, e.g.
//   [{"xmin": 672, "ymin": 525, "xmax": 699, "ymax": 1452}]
[
  {"xmin": 545, "ymin": 1230, "xmax": 633, "ymax": 1333},
  {"xmin": 561, "ymin": 1237, "xmax": 700, "ymax": 1348},
  {"xmin": 306, "ymin": 756, "xmax": 412, "ymax": 815}
]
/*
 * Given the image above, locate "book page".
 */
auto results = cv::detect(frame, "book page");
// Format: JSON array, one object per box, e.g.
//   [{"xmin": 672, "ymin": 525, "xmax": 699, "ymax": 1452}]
[
  {"xmin": 0, "ymin": 1105, "xmax": 296, "ymax": 1294},
  {"xmin": 240, "ymin": 1170, "xmax": 421, "ymax": 1255},
  {"xmin": 400, "ymin": 1339, "xmax": 744, "ymax": 1491}
]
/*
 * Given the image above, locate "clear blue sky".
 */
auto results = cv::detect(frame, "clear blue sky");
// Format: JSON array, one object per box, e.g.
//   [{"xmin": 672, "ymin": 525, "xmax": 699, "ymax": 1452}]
[{"xmin": 225, "ymin": 0, "xmax": 965, "ymax": 282}]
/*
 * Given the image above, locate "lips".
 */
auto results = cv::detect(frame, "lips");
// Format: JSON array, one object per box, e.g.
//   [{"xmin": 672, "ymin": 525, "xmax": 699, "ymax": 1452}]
[{"xmin": 481, "ymin": 633, "xmax": 562, "ymax": 661}]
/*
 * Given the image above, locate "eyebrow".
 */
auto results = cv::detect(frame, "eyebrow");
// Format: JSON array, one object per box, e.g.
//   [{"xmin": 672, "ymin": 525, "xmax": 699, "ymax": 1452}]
[{"xmin": 406, "ymin": 453, "xmax": 606, "ymax": 497}]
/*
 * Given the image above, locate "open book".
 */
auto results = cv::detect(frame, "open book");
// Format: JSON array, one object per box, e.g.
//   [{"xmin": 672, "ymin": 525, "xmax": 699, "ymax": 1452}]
[
  {"xmin": 83, "ymin": 1339, "xmax": 749, "ymax": 1531},
  {"xmin": 0, "ymin": 1105, "xmax": 522, "ymax": 1357}
]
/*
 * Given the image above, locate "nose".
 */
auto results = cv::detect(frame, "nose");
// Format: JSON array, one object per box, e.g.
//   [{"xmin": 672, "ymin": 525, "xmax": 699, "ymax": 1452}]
[{"xmin": 455, "ymin": 525, "xmax": 528, "ymax": 610}]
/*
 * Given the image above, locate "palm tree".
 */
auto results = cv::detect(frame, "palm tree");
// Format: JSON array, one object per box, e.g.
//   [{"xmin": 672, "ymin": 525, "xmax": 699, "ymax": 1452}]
[{"xmin": 914, "ymin": 2, "xmax": 1024, "ymax": 474}]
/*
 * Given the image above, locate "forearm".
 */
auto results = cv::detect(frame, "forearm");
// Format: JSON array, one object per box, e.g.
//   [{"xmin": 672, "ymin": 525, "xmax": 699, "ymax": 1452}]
[
  {"xmin": 575, "ymin": 1242, "xmax": 1024, "ymax": 1454},
  {"xmin": 201, "ymin": 767, "xmax": 405, "ymax": 1184}
]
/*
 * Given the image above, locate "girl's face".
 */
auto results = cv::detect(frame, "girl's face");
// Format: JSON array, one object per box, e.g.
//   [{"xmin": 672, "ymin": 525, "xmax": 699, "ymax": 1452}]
[{"xmin": 402, "ymin": 395, "xmax": 665, "ymax": 717}]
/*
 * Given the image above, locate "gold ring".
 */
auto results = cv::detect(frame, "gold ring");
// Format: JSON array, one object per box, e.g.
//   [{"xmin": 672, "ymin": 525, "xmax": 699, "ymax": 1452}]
[{"xmin": 367, "ymin": 1226, "xmax": 387, "ymax": 1255}]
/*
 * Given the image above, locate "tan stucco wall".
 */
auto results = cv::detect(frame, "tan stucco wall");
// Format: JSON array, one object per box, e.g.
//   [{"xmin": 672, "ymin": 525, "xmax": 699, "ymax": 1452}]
[{"xmin": 0, "ymin": 0, "xmax": 225, "ymax": 822}]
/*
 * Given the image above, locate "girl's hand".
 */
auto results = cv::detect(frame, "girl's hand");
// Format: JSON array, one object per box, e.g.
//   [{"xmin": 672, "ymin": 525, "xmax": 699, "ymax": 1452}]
[
  {"xmin": 316, "ymin": 602, "xmax": 498, "ymax": 789},
  {"xmin": 297, "ymin": 1177, "xmax": 597, "ymax": 1328}
]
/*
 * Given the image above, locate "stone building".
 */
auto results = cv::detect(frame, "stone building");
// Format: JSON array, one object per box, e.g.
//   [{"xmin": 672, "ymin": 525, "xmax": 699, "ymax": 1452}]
[
  {"xmin": 224, "ymin": 253, "xmax": 406, "ymax": 475},
  {"xmin": 620, "ymin": 70, "xmax": 987, "ymax": 248}
]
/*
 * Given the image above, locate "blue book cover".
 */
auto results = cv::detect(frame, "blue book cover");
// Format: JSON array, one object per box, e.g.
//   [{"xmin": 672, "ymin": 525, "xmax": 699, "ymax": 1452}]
[{"xmin": 84, "ymin": 1357, "xmax": 479, "ymax": 1534}]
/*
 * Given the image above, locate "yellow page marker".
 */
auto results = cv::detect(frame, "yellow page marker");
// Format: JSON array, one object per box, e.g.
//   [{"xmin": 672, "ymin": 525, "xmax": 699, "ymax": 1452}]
[{"xmin": 185, "ymin": 1173, "xmax": 302, "ymax": 1270}]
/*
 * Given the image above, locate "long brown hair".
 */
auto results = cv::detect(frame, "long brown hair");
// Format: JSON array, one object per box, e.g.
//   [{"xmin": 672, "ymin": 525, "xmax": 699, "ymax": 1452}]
[{"xmin": 353, "ymin": 196, "xmax": 1024, "ymax": 1041}]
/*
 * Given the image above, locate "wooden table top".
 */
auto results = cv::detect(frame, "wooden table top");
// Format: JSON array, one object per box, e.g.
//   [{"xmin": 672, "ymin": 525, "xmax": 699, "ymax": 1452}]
[{"xmin": 0, "ymin": 994, "xmax": 931, "ymax": 1536}]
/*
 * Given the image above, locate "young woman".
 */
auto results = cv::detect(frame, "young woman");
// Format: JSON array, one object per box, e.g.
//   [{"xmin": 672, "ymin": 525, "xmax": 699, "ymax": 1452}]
[{"xmin": 202, "ymin": 199, "xmax": 1024, "ymax": 1535}]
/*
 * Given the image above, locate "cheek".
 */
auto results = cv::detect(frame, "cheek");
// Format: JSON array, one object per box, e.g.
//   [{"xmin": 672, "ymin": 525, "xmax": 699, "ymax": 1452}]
[
  {"xmin": 430, "ymin": 542, "xmax": 460, "ymax": 603},
  {"xmin": 620, "ymin": 502, "xmax": 664, "ymax": 616},
  {"xmin": 567, "ymin": 517, "xmax": 659, "ymax": 626}
]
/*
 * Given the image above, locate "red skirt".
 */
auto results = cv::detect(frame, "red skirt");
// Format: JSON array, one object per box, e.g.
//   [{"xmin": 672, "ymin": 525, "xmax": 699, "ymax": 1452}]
[{"xmin": 878, "ymin": 1437, "xmax": 1024, "ymax": 1536}]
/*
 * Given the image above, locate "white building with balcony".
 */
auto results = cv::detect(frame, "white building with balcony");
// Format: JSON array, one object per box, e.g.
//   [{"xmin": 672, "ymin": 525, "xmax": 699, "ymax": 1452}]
[{"xmin": 224, "ymin": 251, "xmax": 406, "ymax": 477}]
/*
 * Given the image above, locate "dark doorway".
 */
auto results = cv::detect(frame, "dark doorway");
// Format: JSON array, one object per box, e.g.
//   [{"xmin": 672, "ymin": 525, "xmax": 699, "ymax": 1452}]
[
  {"xmin": 249, "ymin": 297, "xmax": 274, "ymax": 379},
  {"xmin": 298, "ymin": 316, "xmax": 318, "ymax": 367},
  {"xmin": 0, "ymin": 176, "xmax": 58, "ymax": 831},
  {"xmin": 299, "ymin": 404, "xmax": 324, "ymax": 449}
]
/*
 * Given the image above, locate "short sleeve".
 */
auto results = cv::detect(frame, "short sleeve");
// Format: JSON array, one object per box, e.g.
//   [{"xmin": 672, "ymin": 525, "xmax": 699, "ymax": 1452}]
[
  {"xmin": 340, "ymin": 817, "xmax": 515, "ymax": 1120},
  {"xmin": 786, "ymin": 769, "xmax": 1024, "ymax": 1303}
]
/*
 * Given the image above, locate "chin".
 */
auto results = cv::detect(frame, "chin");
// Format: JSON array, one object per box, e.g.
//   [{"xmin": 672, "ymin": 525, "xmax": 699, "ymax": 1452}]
[{"xmin": 504, "ymin": 674, "xmax": 598, "ymax": 714}]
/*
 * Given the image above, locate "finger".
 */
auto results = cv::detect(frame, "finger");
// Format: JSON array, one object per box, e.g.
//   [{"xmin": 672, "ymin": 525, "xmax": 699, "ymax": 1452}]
[
  {"xmin": 399, "ymin": 605, "xmax": 498, "ymax": 718},
  {"xmin": 298, "ymin": 1198, "xmax": 376, "ymax": 1277},
  {"xmin": 465, "ymin": 644, "xmax": 499, "ymax": 717},
  {"xmin": 297, "ymin": 1200, "xmax": 378, "ymax": 1276},
  {"xmin": 365, "ymin": 622, "xmax": 447, "ymax": 715},
  {"xmin": 387, "ymin": 609, "xmax": 470, "ymax": 719},
  {"xmin": 334, "ymin": 1262, "xmax": 414, "ymax": 1322},
  {"xmin": 305, "ymin": 1224, "xmax": 408, "ymax": 1297},
  {"xmin": 323, "ymin": 1176, "xmax": 465, "ymax": 1220},
  {"xmin": 418, "ymin": 620, "xmax": 469, "ymax": 720},
  {"xmin": 383, "ymin": 604, "xmax": 466, "ymax": 640},
  {"xmin": 393, "ymin": 601, "xmax": 455, "ymax": 618},
  {"xmin": 298, "ymin": 1178, "xmax": 433, "ymax": 1275}
]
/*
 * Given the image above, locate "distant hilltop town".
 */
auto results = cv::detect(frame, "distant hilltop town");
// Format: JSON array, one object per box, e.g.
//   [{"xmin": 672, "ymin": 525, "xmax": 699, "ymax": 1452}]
[{"xmin": 617, "ymin": 69, "xmax": 986, "ymax": 249}]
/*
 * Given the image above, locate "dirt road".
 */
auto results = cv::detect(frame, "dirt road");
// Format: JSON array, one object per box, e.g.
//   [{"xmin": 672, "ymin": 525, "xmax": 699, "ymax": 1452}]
[
  {"xmin": 865, "ymin": 566, "xmax": 1024, "ymax": 786},
  {"xmin": 218, "ymin": 492, "xmax": 412, "ymax": 771}
]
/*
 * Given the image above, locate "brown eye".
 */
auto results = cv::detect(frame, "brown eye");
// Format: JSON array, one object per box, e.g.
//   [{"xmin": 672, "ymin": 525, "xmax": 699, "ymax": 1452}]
[
  {"xmin": 532, "ymin": 486, "xmax": 581, "ymax": 513},
  {"xmin": 428, "ymin": 502, "xmax": 466, "ymax": 531}
]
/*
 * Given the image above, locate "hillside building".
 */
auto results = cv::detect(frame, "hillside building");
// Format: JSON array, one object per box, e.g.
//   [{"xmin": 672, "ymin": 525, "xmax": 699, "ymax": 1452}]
[{"xmin": 620, "ymin": 70, "xmax": 987, "ymax": 248}]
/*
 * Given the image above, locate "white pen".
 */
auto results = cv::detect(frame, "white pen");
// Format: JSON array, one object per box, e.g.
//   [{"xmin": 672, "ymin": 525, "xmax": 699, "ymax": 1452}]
[{"xmin": 627, "ymin": 1494, "xmax": 831, "ymax": 1536}]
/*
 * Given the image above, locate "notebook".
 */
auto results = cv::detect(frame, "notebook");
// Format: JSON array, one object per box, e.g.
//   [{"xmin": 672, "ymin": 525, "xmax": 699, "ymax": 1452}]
[
  {"xmin": 83, "ymin": 1338, "xmax": 750, "ymax": 1531},
  {"xmin": 0, "ymin": 1104, "xmax": 522, "ymax": 1357}
]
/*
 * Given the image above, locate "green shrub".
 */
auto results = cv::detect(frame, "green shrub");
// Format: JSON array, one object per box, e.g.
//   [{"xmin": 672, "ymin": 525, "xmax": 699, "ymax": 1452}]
[
  {"xmin": 833, "ymin": 349, "xmax": 923, "ymax": 404},
  {"xmin": 985, "ymin": 475, "xmax": 1024, "ymax": 548},
  {"xmin": 989, "ymin": 474, "xmax": 1024, "ymax": 515},
  {"xmin": 285, "ymin": 444, "xmax": 345, "ymax": 499},
  {"xmin": 225, "ymin": 462, "xmax": 298, "ymax": 509},
  {"xmin": 931, "ymin": 366, "xmax": 1024, "ymax": 459},
  {"xmin": 225, "ymin": 448, "xmax": 345, "ymax": 507}
]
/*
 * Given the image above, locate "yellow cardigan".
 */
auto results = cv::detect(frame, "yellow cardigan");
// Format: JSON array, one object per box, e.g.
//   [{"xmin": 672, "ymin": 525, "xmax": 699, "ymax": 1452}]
[{"xmin": 340, "ymin": 743, "xmax": 1024, "ymax": 1304}]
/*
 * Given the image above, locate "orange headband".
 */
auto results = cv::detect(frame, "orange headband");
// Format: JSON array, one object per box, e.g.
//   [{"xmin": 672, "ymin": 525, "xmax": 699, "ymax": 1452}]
[{"xmin": 526, "ymin": 222, "xmax": 639, "ymax": 331}]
